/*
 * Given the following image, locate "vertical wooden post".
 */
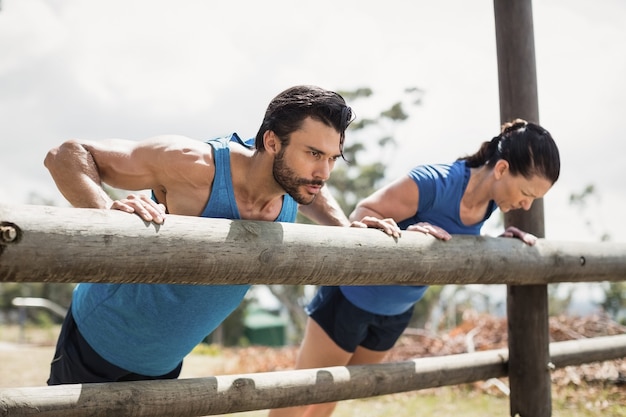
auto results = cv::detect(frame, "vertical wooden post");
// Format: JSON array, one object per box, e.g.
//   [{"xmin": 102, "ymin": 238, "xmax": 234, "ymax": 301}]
[{"xmin": 493, "ymin": 0, "xmax": 552, "ymax": 416}]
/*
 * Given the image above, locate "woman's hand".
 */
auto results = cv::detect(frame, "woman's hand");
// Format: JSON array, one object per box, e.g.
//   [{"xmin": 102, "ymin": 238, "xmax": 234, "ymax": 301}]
[{"xmin": 350, "ymin": 216, "xmax": 401, "ymax": 238}]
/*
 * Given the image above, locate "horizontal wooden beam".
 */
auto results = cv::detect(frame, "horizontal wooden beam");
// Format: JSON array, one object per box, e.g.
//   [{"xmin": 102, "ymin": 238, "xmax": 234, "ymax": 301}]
[
  {"xmin": 1, "ymin": 335, "xmax": 624, "ymax": 417},
  {"xmin": 549, "ymin": 334, "xmax": 626, "ymax": 368},
  {"xmin": 1, "ymin": 204, "xmax": 625, "ymax": 285}
]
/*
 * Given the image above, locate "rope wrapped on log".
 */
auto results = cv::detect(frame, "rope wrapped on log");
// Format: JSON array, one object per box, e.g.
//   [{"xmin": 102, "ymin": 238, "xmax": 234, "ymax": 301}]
[
  {"xmin": 0, "ymin": 335, "xmax": 625, "ymax": 417},
  {"xmin": 1, "ymin": 204, "xmax": 625, "ymax": 285}
]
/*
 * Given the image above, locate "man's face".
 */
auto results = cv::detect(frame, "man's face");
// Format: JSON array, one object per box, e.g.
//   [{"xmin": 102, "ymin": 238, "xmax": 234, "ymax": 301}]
[{"xmin": 272, "ymin": 117, "xmax": 342, "ymax": 205}]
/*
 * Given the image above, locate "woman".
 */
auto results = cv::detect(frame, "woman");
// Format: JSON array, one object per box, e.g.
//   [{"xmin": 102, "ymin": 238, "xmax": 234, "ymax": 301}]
[{"xmin": 268, "ymin": 119, "xmax": 561, "ymax": 417}]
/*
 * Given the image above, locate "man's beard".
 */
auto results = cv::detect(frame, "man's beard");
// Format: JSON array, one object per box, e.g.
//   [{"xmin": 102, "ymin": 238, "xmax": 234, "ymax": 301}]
[{"xmin": 273, "ymin": 149, "xmax": 324, "ymax": 205}]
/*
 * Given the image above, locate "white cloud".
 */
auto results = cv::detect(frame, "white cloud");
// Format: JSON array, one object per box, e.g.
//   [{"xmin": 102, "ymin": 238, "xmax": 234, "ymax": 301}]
[{"xmin": 0, "ymin": 1, "xmax": 67, "ymax": 73}]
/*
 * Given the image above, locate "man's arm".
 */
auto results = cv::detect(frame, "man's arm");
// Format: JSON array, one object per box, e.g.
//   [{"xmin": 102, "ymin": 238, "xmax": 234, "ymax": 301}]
[
  {"xmin": 44, "ymin": 139, "xmax": 125, "ymax": 209},
  {"xmin": 43, "ymin": 136, "xmax": 186, "ymax": 223},
  {"xmin": 298, "ymin": 185, "xmax": 350, "ymax": 226}
]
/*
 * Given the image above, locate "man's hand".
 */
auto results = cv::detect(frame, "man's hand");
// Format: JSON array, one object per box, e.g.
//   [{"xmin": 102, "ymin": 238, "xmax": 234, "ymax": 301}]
[
  {"xmin": 350, "ymin": 216, "xmax": 401, "ymax": 238},
  {"xmin": 499, "ymin": 226, "xmax": 538, "ymax": 246},
  {"xmin": 406, "ymin": 222, "xmax": 451, "ymax": 241},
  {"xmin": 110, "ymin": 194, "xmax": 167, "ymax": 224}
]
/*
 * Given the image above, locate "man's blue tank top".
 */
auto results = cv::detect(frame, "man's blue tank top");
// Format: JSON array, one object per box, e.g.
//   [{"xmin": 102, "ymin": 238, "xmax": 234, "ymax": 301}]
[
  {"xmin": 72, "ymin": 133, "xmax": 298, "ymax": 376},
  {"xmin": 340, "ymin": 160, "xmax": 497, "ymax": 316}
]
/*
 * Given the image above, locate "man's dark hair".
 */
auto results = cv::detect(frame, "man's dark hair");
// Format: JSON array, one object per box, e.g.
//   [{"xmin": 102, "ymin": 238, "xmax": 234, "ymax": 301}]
[{"xmin": 254, "ymin": 85, "xmax": 353, "ymax": 155}]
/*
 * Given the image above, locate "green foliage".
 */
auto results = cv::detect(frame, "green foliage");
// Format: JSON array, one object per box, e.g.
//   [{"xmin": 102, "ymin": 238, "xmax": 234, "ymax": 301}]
[{"xmin": 380, "ymin": 102, "xmax": 409, "ymax": 121}]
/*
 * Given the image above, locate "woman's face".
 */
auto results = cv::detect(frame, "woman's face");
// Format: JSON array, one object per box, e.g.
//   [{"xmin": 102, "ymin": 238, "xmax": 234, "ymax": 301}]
[{"xmin": 492, "ymin": 160, "xmax": 553, "ymax": 213}]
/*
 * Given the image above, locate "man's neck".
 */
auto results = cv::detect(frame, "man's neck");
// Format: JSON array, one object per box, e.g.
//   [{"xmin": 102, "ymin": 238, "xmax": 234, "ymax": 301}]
[{"xmin": 231, "ymin": 150, "xmax": 285, "ymax": 221}]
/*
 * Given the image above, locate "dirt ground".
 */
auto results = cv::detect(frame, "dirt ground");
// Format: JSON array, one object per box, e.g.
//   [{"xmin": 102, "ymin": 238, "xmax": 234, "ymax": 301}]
[{"xmin": 0, "ymin": 343, "xmax": 53, "ymax": 387}]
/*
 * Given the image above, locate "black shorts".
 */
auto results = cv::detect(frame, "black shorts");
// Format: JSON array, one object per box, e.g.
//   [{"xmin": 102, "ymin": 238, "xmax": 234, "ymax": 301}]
[
  {"xmin": 306, "ymin": 286, "xmax": 413, "ymax": 353},
  {"xmin": 47, "ymin": 305, "xmax": 182, "ymax": 385}
]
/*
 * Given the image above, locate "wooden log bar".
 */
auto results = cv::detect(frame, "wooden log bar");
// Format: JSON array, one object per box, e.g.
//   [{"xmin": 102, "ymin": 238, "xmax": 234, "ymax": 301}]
[
  {"xmin": 1, "ymin": 204, "xmax": 625, "ymax": 285},
  {"xmin": 0, "ymin": 335, "xmax": 624, "ymax": 417}
]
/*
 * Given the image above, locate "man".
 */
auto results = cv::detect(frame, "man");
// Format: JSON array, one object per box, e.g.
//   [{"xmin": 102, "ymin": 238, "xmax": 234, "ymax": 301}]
[{"xmin": 45, "ymin": 85, "xmax": 354, "ymax": 384}]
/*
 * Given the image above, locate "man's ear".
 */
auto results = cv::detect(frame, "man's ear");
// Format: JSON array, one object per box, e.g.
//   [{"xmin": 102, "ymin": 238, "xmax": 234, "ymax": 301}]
[
  {"xmin": 494, "ymin": 159, "xmax": 509, "ymax": 180},
  {"xmin": 263, "ymin": 131, "xmax": 281, "ymax": 155}
]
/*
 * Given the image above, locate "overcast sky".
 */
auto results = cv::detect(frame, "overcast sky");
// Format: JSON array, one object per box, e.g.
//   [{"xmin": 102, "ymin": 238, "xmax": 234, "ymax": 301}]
[{"xmin": 1, "ymin": 0, "xmax": 624, "ymax": 244}]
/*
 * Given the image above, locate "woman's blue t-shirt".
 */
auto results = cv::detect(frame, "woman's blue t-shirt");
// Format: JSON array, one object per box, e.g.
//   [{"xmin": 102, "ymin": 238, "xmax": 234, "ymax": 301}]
[{"xmin": 340, "ymin": 160, "xmax": 498, "ymax": 315}]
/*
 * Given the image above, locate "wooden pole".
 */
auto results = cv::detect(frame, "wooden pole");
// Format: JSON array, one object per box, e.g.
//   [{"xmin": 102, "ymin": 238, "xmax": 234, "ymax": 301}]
[
  {"xmin": 493, "ymin": 0, "xmax": 551, "ymax": 415},
  {"xmin": 1, "ymin": 335, "xmax": 625, "ymax": 417},
  {"xmin": 1, "ymin": 204, "xmax": 625, "ymax": 285}
]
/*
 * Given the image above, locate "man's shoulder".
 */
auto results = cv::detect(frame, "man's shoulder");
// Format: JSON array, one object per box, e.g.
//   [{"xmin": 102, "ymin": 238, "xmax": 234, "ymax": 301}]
[
  {"xmin": 141, "ymin": 135, "xmax": 214, "ymax": 174},
  {"xmin": 204, "ymin": 133, "xmax": 254, "ymax": 148},
  {"xmin": 138, "ymin": 135, "xmax": 212, "ymax": 156}
]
